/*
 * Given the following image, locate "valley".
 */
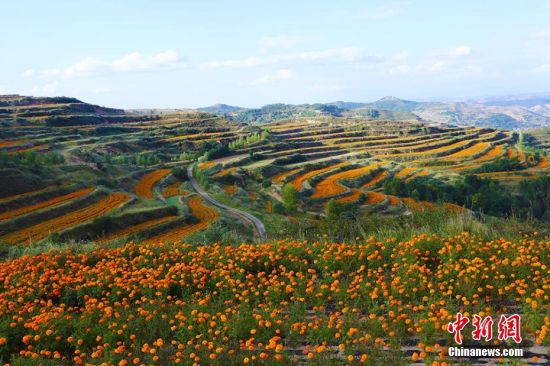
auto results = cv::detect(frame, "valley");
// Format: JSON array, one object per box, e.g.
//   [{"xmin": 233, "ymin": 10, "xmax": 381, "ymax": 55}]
[
  {"xmin": 0, "ymin": 94, "xmax": 549, "ymax": 365},
  {"xmin": 1, "ymin": 95, "xmax": 549, "ymax": 248}
]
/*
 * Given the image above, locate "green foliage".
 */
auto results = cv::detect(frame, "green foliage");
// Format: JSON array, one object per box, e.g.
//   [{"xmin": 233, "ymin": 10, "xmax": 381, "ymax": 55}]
[
  {"xmin": 281, "ymin": 183, "xmax": 298, "ymax": 212},
  {"xmin": 178, "ymin": 151, "xmax": 198, "ymax": 161},
  {"xmin": 193, "ymin": 165, "xmax": 209, "ymax": 189},
  {"xmin": 515, "ymin": 175, "xmax": 550, "ymax": 221},
  {"xmin": 0, "ymin": 150, "xmax": 64, "ymax": 166},
  {"xmin": 185, "ymin": 217, "xmax": 253, "ymax": 245},
  {"xmin": 276, "ymin": 203, "xmax": 549, "ymax": 244},
  {"xmin": 136, "ymin": 152, "xmax": 161, "ymax": 166},
  {"xmin": 171, "ymin": 167, "xmax": 188, "ymax": 181},
  {"xmin": 473, "ymin": 157, "xmax": 525, "ymax": 173},
  {"xmin": 228, "ymin": 130, "xmax": 270, "ymax": 150},
  {"xmin": 200, "ymin": 141, "xmax": 230, "ymax": 160},
  {"xmin": 271, "ymin": 201, "xmax": 286, "ymax": 215},
  {"xmin": 325, "ymin": 200, "xmax": 360, "ymax": 221},
  {"xmin": 383, "ymin": 174, "xmax": 550, "ymax": 220}
]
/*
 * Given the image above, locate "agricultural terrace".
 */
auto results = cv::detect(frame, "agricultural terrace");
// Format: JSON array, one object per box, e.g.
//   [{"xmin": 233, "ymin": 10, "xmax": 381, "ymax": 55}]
[
  {"xmin": 220, "ymin": 118, "xmax": 549, "ymax": 216},
  {"xmin": 1, "ymin": 95, "xmax": 549, "ymax": 245}
]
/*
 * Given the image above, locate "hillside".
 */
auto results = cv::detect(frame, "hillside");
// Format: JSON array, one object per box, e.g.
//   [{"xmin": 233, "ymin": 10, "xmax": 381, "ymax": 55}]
[
  {"xmin": 202, "ymin": 95, "xmax": 550, "ymax": 129},
  {"xmin": 0, "ymin": 94, "xmax": 549, "ymax": 365},
  {"xmin": 365, "ymin": 96, "xmax": 550, "ymax": 129},
  {"xmin": 0, "ymin": 95, "xmax": 154, "ymax": 127},
  {"xmin": 0, "ymin": 94, "xmax": 549, "ymax": 249},
  {"xmin": 198, "ymin": 103, "xmax": 245, "ymax": 114},
  {"xmin": 211, "ymin": 102, "xmax": 417, "ymax": 124}
]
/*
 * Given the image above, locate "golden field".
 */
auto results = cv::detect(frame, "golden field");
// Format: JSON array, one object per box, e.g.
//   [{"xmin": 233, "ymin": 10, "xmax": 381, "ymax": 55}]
[{"xmin": 0, "ymin": 233, "xmax": 547, "ymax": 365}]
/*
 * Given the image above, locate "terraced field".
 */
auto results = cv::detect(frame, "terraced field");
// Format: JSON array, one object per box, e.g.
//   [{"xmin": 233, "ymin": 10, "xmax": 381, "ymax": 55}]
[
  {"xmin": 134, "ymin": 169, "xmax": 172, "ymax": 199},
  {"xmin": 145, "ymin": 196, "xmax": 219, "ymax": 243},
  {"xmin": 0, "ymin": 96, "xmax": 251, "ymax": 245},
  {"xmin": 0, "ymin": 188, "xmax": 93, "ymax": 221},
  {"xmin": 311, "ymin": 163, "xmax": 381, "ymax": 199},
  {"xmin": 0, "ymin": 192, "xmax": 130, "ymax": 245},
  {"xmin": 1, "ymin": 95, "xmax": 549, "ymax": 244},
  {"xmin": 0, "ymin": 95, "xmax": 549, "ymax": 365},
  {"xmin": 98, "ymin": 215, "xmax": 179, "ymax": 244},
  {"xmin": 210, "ymin": 117, "xmax": 550, "ymax": 216}
]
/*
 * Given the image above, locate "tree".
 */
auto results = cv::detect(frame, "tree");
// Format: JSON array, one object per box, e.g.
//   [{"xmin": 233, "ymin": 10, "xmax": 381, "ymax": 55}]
[{"xmin": 282, "ymin": 183, "xmax": 298, "ymax": 212}]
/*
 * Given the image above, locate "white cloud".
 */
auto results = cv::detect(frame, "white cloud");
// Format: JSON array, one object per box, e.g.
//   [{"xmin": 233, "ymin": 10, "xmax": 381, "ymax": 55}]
[
  {"xmin": 309, "ymin": 80, "xmax": 346, "ymax": 92},
  {"xmin": 253, "ymin": 69, "xmax": 292, "ymax": 84},
  {"xmin": 362, "ymin": 2, "xmax": 407, "ymax": 20},
  {"xmin": 462, "ymin": 64, "xmax": 484, "ymax": 74},
  {"xmin": 387, "ymin": 64, "xmax": 410, "ymax": 75},
  {"xmin": 0, "ymin": 85, "xmax": 6, "ymax": 94},
  {"xmin": 447, "ymin": 46, "xmax": 472, "ymax": 57},
  {"xmin": 258, "ymin": 35, "xmax": 317, "ymax": 48},
  {"xmin": 531, "ymin": 29, "xmax": 550, "ymax": 39},
  {"xmin": 533, "ymin": 63, "xmax": 550, "ymax": 73},
  {"xmin": 200, "ymin": 47, "xmax": 367, "ymax": 69},
  {"xmin": 391, "ymin": 51, "xmax": 409, "ymax": 61},
  {"xmin": 30, "ymin": 81, "xmax": 60, "ymax": 95},
  {"xmin": 417, "ymin": 61, "xmax": 445, "ymax": 72},
  {"xmin": 23, "ymin": 50, "xmax": 184, "ymax": 79}
]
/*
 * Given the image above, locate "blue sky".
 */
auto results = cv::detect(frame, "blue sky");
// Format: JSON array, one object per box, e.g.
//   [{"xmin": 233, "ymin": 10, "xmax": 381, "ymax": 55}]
[{"xmin": 2, "ymin": 0, "xmax": 550, "ymax": 108}]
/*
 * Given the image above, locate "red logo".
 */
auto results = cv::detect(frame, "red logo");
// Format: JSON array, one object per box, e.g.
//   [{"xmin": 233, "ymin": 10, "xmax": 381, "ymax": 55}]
[
  {"xmin": 497, "ymin": 314, "xmax": 522, "ymax": 343},
  {"xmin": 447, "ymin": 312, "xmax": 470, "ymax": 344},
  {"xmin": 447, "ymin": 313, "xmax": 522, "ymax": 344},
  {"xmin": 472, "ymin": 315, "xmax": 493, "ymax": 341}
]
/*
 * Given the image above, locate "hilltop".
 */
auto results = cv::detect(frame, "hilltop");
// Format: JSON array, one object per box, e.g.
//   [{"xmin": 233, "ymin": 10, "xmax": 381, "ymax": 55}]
[
  {"xmin": 194, "ymin": 95, "xmax": 550, "ymax": 129},
  {"xmin": 0, "ymin": 95, "xmax": 154, "ymax": 127},
  {"xmin": 4, "ymin": 94, "xmax": 550, "ymax": 130}
]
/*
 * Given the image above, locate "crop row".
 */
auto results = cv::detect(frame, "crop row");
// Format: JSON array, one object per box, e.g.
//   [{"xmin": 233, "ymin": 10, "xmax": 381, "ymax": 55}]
[
  {"xmin": 98, "ymin": 215, "xmax": 179, "ymax": 244},
  {"xmin": 362, "ymin": 170, "xmax": 388, "ymax": 188},
  {"xmin": 0, "ymin": 192, "xmax": 130, "ymax": 245},
  {"xmin": 0, "ymin": 138, "xmax": 30, "ymax": 148},
  {"xmin": 291, "ymin": 162, "xmax": 350, "ymax": 190},
  {"xmin": 335, "ymin": 189, "xmax": 364, "ymax": 203},
  {"xmin": 145, "ymin": 197, "xmax": 219, "ymax": 243},
  {"xmin": 0, "ymin": 186, "xmax": 57, "ymax": 204},
  {"xmin": 271, "ymin": 168, "xmax": 302, "ymax": 184},
  {"xmin": 311, "ymin": 164, "xmax": 381, "ymax": 199},
  {"xmin": 162, "ymin": 182, "xmax": 188, "ymax": 198},
  {"xmin": 134, "ymin": 169, "xmax": 171, "ymax": 199},
  {"xmin": 0, "ymin": 188, "xmax": 93, "ymax": 222},
  {"xmin": 212, "ymin": 167, "xmax": 238, "ymax": 178}
]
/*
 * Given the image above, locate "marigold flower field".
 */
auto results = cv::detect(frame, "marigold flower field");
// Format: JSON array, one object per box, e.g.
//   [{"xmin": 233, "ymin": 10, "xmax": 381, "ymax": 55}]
[
  {"xmin": 0, "ymin": 233, "xmax": 547, "ymax": 365},
  {"xmin": 135, "ymin": 169, "xmax": 172, "ymax": 200}
]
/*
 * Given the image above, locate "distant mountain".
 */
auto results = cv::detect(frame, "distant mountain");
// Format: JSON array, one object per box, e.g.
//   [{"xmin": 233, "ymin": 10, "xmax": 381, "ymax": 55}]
[
  {"xmin": 6, "ymin": 93, "xmax": 550, "ymax": 130},
  {"xmin": 230, "ymin": 103, "xmax": 332, "ymax": 124},
  {"xmin": 365, "ymin": 96, "xmax": 423, "ymax": 112},
  {"xmin": 0, "ymin": 95, "xmax": 154, "ymax": 127},
  {"xmin": 356, "ymin": 95, "xmax": 550, "ymax": 130},
  {"xmin": 198, "ymin": 104, "xmax": 244, "ymax": 114},
  {"xmin": 473, "ymin": 94, "xmax": 550, "ymax": 108},
  {"xmin": 326, "ymin": 101, "xmax": 368, "ymax": 109},
  {"xmin": 198, "ymin": 95, "xmax": 550, "ymax": 129},
  {"xmin": 226, "ymin": 103, "xmax": 418, "ymax": 124},
  {"xmin": 413, "ymin": 101, "xmax": 550, "ymax": 129}
]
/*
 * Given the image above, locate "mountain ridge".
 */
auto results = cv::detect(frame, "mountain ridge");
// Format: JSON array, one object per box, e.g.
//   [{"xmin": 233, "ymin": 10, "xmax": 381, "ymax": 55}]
[{"xmin": 3, "ymin": 93, "xmax": 550, "ymax": 129}]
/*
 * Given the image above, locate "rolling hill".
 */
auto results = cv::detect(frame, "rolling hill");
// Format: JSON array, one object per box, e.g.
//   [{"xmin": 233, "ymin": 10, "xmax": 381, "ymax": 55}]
[
  {"xmin": 1, "ymin": 93, "xmax": 549, "ymax": 249},
  {"xmin": 0, "ymin": 94, "xmax": 549, "ymax": 365},
  {"xmin": 191, "ymin": 95, "xmax": 550, "ymax": 129}
]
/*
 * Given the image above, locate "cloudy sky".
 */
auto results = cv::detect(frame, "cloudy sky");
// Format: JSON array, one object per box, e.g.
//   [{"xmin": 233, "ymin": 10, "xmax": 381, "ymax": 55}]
[{"xmin": 2, "ymin": 0, "xmax": 550, "ymax": 108}]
